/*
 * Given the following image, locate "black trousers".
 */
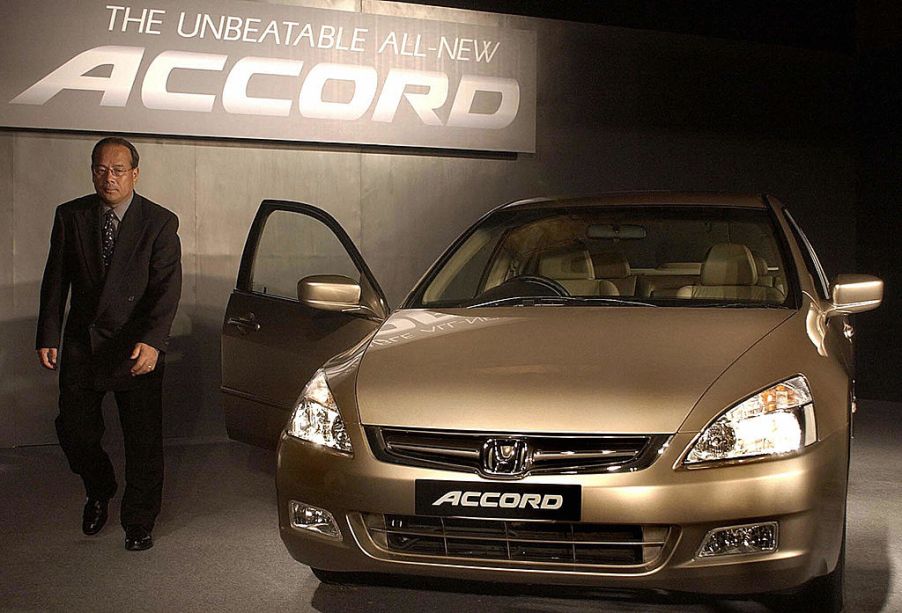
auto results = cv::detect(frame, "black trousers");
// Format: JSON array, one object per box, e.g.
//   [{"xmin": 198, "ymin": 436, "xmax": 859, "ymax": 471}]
[{"xmin": 55, "ymin": 372, "xmax": 164, "ymax": 531}]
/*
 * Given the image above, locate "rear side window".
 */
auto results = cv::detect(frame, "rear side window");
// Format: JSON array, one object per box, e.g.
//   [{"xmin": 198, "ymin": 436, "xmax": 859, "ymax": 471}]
[{"xmin": 783, "ymin": 210, "xmax": 830, "ymax": 301}]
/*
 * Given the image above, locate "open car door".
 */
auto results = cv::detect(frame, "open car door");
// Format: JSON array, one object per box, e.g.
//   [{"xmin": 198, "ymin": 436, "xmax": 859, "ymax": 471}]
[{"xmin": 221, "ymin": 200, "xmax": 388, "ymax": 448}]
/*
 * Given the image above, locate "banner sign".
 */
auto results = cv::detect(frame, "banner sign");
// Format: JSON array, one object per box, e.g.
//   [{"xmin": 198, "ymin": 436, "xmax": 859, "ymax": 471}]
[{"xmin": 0, "ymin": 1, "xmax": 536, "ymax": 152}]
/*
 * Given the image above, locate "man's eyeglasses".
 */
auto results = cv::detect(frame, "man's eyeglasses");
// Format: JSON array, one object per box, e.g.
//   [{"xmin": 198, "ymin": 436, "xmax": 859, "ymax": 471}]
[{"xmin": 92, "ymin": 165, "xmax": 133, "ymax": 178}]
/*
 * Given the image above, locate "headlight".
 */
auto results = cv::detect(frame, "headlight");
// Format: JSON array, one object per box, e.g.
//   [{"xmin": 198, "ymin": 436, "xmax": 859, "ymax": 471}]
[
  {"xmin": 684, "ymin": 375, "xmax": 816, "ymax": 466},
  {"xmin": 287, "ymin": 369, "xmax": 353, "ymax": 454}
]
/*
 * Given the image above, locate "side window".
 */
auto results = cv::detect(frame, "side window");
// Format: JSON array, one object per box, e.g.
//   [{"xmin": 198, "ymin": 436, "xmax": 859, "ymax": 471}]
[
  {"xmin": 784, "ymin": 210, "xmax": 830, "ymax": 300},
  {"xmin": 251, "ymin": 209, "xmax": 360, "ymax": 300}
]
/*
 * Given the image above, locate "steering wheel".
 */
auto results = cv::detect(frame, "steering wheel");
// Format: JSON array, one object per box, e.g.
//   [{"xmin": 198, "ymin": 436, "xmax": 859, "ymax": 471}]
[{"xmin": 503, "ymin": 275, "xmax": 570, "ymax": 297}]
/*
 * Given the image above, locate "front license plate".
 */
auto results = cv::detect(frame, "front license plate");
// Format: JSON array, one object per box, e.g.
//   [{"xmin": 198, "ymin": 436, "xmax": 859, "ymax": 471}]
[{"xmin": 415, "ymin": 480, "xmax": 581, "ymax": 521}]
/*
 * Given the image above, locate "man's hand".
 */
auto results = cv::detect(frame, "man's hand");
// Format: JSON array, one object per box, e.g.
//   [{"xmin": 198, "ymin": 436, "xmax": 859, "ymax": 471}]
[
  {"xmin": 130, "ymin": 342, "xmax": 159, "ymax": 376},
  {"xmin": 37, "ymin": 348, "xmax": 58, "ymax": 370}
]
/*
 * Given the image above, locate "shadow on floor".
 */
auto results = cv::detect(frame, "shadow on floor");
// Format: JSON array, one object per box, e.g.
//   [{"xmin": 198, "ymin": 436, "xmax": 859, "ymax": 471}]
[{"xmin": 309, "ymin": 574, "xmax": 770, "ymax": 612}]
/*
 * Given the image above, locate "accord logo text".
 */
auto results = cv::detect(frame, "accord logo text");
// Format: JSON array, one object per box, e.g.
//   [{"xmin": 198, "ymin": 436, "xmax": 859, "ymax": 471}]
[
  {"xmin": 431, "ymin": 490, "xmax": 563, "ymax": 510},
  {"xmin": 12, "ymin": 46, "xmax": 520, "ymax": 129}
]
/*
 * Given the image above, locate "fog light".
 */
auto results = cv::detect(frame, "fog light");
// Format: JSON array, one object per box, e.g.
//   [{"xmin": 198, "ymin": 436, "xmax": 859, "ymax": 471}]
[
  {"xmin": 697, "ymin": 522, "xmax": 778, "ymax": 558},
  {"xmin": 289, "ymin": 500, "xmax": 342, "ymax": 540}
]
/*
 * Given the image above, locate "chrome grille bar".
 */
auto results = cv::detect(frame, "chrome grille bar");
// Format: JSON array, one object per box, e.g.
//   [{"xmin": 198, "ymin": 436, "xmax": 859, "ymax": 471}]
[
  {"xmin": 387, "ymin": 443, "xmax": 480, "ymax": 458},
  {"xmin": 533, "ymin": 450, "xmax": 638, "ymax": 461}
]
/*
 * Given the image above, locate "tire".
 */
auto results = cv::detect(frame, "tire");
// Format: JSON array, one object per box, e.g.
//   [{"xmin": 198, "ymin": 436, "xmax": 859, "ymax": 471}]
[
  {"xmin": 803, "ymin": 537, "xmax": 845, "ymax": 612},
  {"xmin": 766, "ymin": 533, "xmax": 845, "ymax": 613},
  {"xmin": 765, "ymin": 432, "xmax": 849, "ymax": 613},
  {"xmin": 311, "ymin": 567, "xmax": 356, "ymax": 586}
]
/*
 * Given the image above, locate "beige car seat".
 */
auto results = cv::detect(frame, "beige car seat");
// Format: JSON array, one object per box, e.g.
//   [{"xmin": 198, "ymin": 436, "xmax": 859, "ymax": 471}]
[
  {"xmin": 592, "ymin": 252, "xmax": 636, "ymax": 296},
  {"xmin": 677, "ymin": 243, "xmax": 784, "ymax": 302},
  {"xmin": 752, "ymin": 253, "xmax": 786, "ymax": 297},
  {"xmin": 538, "ymin": 250, "xmax": 618, "ymax": 296}
]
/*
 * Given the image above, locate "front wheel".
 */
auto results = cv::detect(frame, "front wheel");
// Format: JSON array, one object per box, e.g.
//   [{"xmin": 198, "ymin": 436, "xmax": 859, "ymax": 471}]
[
  {"xmin": 796, "ymin": 542, "xmax": 845, "ymax": 612},
  {"xmin": 311, "ymin": 567, "xmax": 357, "ymax": 586},
  {"xmin": 763, "ymin": 532, "xmax": 845, "ymax": 612}
]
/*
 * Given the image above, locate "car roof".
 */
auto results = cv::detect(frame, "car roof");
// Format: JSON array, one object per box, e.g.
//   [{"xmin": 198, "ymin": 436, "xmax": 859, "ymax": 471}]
[{"xmin": 501, "ymin": 191, "xmax": 769, "ymax": 210}]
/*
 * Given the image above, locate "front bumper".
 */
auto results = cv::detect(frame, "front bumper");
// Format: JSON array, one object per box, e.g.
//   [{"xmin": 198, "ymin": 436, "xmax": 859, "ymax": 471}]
[{"xmin": 276, "ymin": 428, "xmax": 847, "ymax": 595}]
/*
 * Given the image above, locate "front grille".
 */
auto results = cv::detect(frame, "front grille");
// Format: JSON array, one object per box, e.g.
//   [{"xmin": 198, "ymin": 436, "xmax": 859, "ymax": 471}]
[
  {"xmin": 366, "ymin": 427, "xmax": 670, "ymax": 478},
  {"xmin": 362, "ymin": 513, "xmax": 671, "ymax": 568}
]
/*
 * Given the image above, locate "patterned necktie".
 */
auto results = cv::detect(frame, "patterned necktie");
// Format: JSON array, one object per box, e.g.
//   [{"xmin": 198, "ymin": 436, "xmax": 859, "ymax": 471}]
[{"xmin": 102, "ymin": 209, "xmax": 116, "ymax": 270}]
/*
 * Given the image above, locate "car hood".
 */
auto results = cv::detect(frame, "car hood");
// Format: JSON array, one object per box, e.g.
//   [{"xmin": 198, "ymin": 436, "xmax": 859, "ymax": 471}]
[{"xmin": 355, "ymin": 307, "xmax": 795, "ymax": 434}]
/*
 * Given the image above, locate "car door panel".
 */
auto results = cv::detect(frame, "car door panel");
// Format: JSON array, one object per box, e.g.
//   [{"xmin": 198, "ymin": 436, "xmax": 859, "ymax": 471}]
[{"xmin": 221, "ymin": 200, "xmax": 387, "ymax": 448}]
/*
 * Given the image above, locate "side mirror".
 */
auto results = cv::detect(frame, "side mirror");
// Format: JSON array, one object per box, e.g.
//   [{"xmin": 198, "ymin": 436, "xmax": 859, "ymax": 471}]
[
  {"xmin": 827, "ymin": 274, "xmax": 883, "ymax": 317},
  {"xmin": 297, "ymin": 275, "xmax": 381, "ymax": 321},
  {"xmin": 298, "ymin": 275, "xmax": 361, "ymax": 311}
]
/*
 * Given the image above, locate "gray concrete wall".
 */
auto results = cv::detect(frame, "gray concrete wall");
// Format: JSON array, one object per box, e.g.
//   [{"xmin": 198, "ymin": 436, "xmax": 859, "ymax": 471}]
[{"xmin": 0, "ymin": 1, "xmax": 857, "ymax": 447}]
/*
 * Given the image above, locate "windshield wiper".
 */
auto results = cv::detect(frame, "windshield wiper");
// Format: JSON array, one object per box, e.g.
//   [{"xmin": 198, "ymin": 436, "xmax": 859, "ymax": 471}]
[
  {"xmin": 686, "ymin": 302, "xmax": 791, "ymax": 309},
  {"xmin": 467, "ymin": 296, "xmax": 658, "ymax": 308},
  {"xmin": 466, "ymin": 295, "xmax": 570, "ymax": 308},
  {"xmin": 569, "ymin": 297, "xmax": 659, "ymax": 308}
]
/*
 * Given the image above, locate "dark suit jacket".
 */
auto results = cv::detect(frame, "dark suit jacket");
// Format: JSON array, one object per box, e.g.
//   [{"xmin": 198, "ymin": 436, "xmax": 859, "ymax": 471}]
[{"xmin": 36, "ymin": 192, "xmax": 182, "ymax": 391}]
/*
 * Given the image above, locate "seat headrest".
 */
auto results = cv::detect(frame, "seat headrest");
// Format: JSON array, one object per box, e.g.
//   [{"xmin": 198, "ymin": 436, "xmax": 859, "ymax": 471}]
[
  {"xmin": 752, "ymin": 254, "xmax": 768, "ymax": 278},
  {"xmin": 538, "ymin": 250, "xmax": 594, "ymax": 280},
  {"xmin": 700, "ymin": 243, "xmax": 758, "ymax": 286},
  {"xmin": 591, "ymin": 252, "xmax": 631, "ymax": 279}
]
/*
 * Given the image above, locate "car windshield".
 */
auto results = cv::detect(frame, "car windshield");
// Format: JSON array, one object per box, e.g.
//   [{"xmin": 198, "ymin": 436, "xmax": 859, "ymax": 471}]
[{"xmin": 410, "ymin": 205, "xmax": 796, "ymax": 309}]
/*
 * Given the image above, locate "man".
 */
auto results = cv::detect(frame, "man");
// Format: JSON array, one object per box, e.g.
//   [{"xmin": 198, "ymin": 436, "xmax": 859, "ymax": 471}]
[{"xmin": 36, "ymin": 137, "xmax": 181, "ymax": 551}]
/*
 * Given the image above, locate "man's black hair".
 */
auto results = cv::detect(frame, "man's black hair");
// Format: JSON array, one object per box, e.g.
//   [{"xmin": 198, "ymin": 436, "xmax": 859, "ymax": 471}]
[{"xmin": 92, "ymin": 136, "xmax": 139, "ymax": 168}]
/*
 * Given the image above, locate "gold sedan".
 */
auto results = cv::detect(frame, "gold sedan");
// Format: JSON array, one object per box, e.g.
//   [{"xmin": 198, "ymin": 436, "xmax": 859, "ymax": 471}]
[{"xmin": 222, "ymin": 193, "xmax": 882, "ymax": 612}]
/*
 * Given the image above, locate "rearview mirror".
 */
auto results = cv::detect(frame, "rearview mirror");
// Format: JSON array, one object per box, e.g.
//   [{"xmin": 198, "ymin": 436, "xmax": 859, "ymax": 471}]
[
  {"xmin": 298, "ymin": 275, "xmax": 361, "ymax": 311},
  {"xmin": 827, "ymin": 274, "xmax": 883, "ymax": 317},
  {"xmin": 586, "ymin": 224, "xmax": 647, "ymax": 239}
]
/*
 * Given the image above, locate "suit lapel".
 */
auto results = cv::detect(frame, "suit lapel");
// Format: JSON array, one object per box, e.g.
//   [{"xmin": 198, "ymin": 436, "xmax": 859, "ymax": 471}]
[
  {"xmin": 95, "ymin": 194, "xmax": 145, "ymax": 321},
  {"xmin": 75, "ymin": 199, "xmax": 104, "ymax": 286}
]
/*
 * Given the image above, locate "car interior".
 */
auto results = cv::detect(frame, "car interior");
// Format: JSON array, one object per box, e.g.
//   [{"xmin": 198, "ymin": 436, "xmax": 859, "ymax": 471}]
[{"xmin": 471, "ymin": 211, "xmax": 790, "ymax": 305}]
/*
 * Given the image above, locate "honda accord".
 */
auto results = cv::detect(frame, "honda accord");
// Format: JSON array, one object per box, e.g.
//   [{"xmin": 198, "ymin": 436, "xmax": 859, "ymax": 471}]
[{"xmin": 221, "ymin": 192, "xmax": 882, "ymax": 611}]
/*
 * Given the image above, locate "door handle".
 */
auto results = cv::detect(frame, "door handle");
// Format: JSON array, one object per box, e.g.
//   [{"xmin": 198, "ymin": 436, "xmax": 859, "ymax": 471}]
[{"xmin": 227, "ymin": 314, "xmax": 261, "ymax": 333}]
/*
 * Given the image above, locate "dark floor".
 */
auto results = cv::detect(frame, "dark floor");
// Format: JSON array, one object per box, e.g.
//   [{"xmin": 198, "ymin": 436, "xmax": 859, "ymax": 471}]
[{"xmin": 1, "ymin": 401, "xmax": 899, "ymax": 612}]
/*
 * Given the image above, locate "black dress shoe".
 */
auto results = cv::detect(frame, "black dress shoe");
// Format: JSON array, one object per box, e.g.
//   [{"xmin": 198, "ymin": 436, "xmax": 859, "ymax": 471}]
[
  {"xmin": 82, "ymin": 498, "xmax": 109, "ymax": 535},
  {"xmin": 124, "ymin": 526, "xmax": 153, "ymax": 551}
]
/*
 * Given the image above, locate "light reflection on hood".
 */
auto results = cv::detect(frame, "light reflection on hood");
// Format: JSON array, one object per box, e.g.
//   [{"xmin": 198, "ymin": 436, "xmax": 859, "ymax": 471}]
[{"xmin": 371, "ymin": 310, "xmax": 508, "ymax": 349}]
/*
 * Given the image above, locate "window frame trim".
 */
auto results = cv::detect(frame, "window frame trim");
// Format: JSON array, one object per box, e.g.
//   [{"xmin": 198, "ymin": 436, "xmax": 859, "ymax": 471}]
[
  {"xmin": 237, "ymin": 199, "xmax": 388, "ymax": 312},
  {"xmin": 783, "ymin": 209, "xmax": 831, "ymax": 301}
]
